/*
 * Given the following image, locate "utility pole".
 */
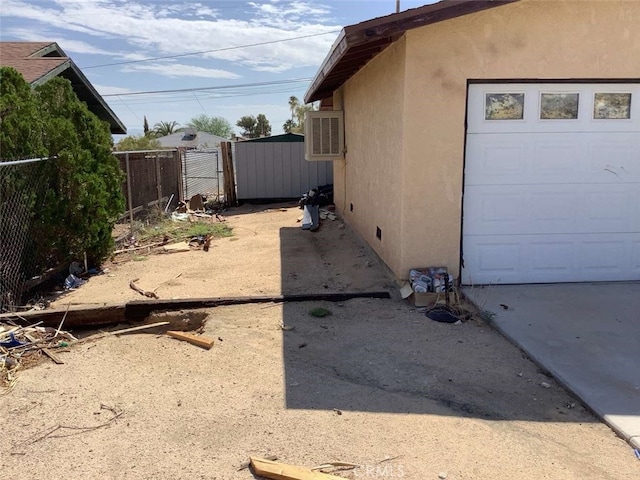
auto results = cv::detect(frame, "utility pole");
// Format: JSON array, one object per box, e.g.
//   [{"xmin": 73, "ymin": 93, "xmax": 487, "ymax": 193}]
[{"xmin": 396, "ymin": 0, "xmax": 400, "ymax": 13}]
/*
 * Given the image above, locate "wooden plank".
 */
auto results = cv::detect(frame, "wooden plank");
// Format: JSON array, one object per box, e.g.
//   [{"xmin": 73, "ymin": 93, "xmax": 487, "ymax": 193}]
[
  {"xmin": 166, "ymin": 331, "xmax": 214, "ymax": 349},
  {"xmin": 0, "ymin": 303, "xmax": 127, "ymax": 329},
  {"xmin": 111, "ymin": 321, "xmax": 170, "ymax": 335},
  {"xmin": 125, "ymin": 291, "xmax": 392, "ymax": 319},
  {"xmin": 249, "ymin": 457, "xmax": 345, "ymax": 480},
  {"xmin": 0, "ymin": 292, "xmax": 391, "ymax": 328},
  {"xmin": 42, "ymin": 348, "xmax": 64, "ymax": 364},
  {"xmin": 160, "ymin": 243, "xmax": 191, "ymax": 253}
]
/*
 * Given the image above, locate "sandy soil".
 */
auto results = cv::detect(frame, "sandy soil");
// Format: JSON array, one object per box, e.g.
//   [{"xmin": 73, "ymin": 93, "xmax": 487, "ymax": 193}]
[{"xmin": 1, "ymin": 204, "xmax": 638, "ymax": 479}]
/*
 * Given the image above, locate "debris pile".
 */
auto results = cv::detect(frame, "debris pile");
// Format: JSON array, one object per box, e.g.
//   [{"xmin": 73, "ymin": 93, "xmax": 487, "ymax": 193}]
[
  {"xmin": 0, "ymin": 320, "xmax": 76, "ymax": 392},
  {"xmin": 298, "ymin": 185, "xmax": 335, "ymax": 231},
  {"xmin": 173, "ymin": 193, "xmax": 226, "ymax": 222}
]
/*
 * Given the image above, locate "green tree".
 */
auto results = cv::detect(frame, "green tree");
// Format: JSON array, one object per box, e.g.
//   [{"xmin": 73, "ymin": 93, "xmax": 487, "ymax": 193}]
[
  {"xmin": 187, "ymin": 114, "xmax": 233, "ymax": 138},
  {"xmin": 0, "ymin": 67, "xmax": 45, "ymax": 159},
  {"xmin": 34, "ymin": 77, "xmax": 125, "ymax": 264},
  {"xmin": 115, "ymin": 134, "xmax": 161, "ymax": 151},
  {"xmin": 255, "ymin": 114, "xmax": 271, "ymax": 137},
  {"xmin": 143, "ymin": 115, "xmax": 150, "ymax": 136},
  {"xmin": 153, "ymin": 120, "xmax": 181, "ymax": 137},
  {"xmin": 283, "ymin": 119, "xmax": 297, "ymax": 134},
  {"xmin": 288, "ymin": 95, "xmax": 299, "ymax": 121},
  {"xmin": 237, "ymin": 114, "xmax": 271, "ymax": 138},
  {"xmin": 0, "ymin": 68, "xmax": 125, "ymax": 276},
  {"xmin": 236, "ymin": 115, "xmax": 257, "ymax": 138},
  {"xmin": 282, "ymin": 98, "xmax": 317, "ymax": 134}
]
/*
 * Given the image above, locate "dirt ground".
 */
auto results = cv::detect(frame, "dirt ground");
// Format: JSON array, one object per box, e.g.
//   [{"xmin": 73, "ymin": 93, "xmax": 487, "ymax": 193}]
[{"xmin": 1, "ymin": 203, "xmax": 638, "ymax": 479}]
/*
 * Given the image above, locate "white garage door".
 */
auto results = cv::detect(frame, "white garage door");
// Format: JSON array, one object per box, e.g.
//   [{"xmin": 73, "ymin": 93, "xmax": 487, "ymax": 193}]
[{"xmin": 462, "ymin": 83, "xmax": 640, "ymax": 285}]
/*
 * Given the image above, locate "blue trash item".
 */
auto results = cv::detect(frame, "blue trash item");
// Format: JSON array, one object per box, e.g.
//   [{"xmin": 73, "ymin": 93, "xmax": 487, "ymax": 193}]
[
  {"xmin": 64, "ymin": 274, "xmax": 86, "ymax": 289},
  {"xmin": 0, "ymin": 332, "xmax": 25, "ymax": 348}
]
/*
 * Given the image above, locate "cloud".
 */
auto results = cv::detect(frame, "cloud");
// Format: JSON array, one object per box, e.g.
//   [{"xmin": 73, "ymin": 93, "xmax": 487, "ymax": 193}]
[
  {"xmin": 1, "ymin": 28, "xmax": 112, "ymax": 55},
  {"xmin": 1, "ymin": 0, "xmax": 340, "ymax": 73},
  {"xmin": 93, "ymin": 84, "xmax": 134, "ymax": 95},
  {"xmin": 122, "ymin": 63, "xmax": 241, "ymax": 80}
]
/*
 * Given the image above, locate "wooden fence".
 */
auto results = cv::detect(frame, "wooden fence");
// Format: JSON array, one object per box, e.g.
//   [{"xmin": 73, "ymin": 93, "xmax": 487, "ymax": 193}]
[{"xmin": 114, "ymin": 149, "xmax": 183, "ymax": 216}]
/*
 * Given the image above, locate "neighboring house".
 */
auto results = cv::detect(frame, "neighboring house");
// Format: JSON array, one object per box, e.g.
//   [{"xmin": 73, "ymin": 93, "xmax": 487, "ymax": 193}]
[
  {"xmin": 235, "ymin": 133, "xmax": 333, "ymax": 200},
  {"xmin": 0, "ymin": 42, "xmax": 126, "ymax": 134},
  {"xmin": 156, "ymin": 128, "xmax": 228, "ymax": 149},
  {"xmin": 304, "ymin": 0, "xmax": 640, "ymax": 285}
]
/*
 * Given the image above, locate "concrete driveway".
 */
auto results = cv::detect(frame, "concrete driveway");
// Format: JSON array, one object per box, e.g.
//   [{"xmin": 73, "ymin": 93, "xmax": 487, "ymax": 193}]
[{"xmin": 464, "ymin": 282, "xmax": 640, "ymax": 450}]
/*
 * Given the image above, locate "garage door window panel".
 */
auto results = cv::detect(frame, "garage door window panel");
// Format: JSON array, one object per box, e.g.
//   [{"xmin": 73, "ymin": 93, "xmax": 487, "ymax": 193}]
[
  {"xmin": 540, "ymin": 93, "xmax": 580, "ymax": 120},
  {"xmin": 485, "ymin": 93, "xmax": 525, "ymax": 120},
  {"xmin": 594, "ymin": 93, "xmax": 632, "ymax": 119}
]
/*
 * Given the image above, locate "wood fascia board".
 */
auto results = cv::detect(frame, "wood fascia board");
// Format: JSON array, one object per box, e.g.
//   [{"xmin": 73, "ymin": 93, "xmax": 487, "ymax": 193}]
[
  {"xmin": 304, "ymin": 29, "xmax": 348, "ymax": 103},
  {"xmin": 29, "ymin": 59, "xmax": 73, "ymax": 87},
  {"xmin": 305, "ymin": 0, "xmax": 520, "ymax": 103},
  {"xmin": 67, "ymin": 62, "xmax": 127, "ymax": 134},
  {"xmin": 28, "ymin": 42, "xmax": 65, "ymax": 58}
]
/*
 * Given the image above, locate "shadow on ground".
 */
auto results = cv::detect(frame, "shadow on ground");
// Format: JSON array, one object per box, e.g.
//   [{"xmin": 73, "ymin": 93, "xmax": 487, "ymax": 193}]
[{"xmin": 279, "ymin": 223, "xmax": 597, "ymax": 423}]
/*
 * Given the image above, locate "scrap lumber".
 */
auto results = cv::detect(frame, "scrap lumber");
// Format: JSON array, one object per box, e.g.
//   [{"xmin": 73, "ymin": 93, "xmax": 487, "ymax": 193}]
[
  {"xmin": 42, "ymin": 348, "xmax": 64, "ymax": 364},
  {"xmin": 159, "ymin": 243, "xmax": 191, "ymax": 253},
  {"xmin": 0, "ymin": 291, "xmax": 392, "ymax": 328},
  {"xmin": 125, "ymin": 291, "xmax": 392, "ymax": 320},
  {"xmin": 111, "ymin": 321, "xmax": 170, "ymax": 335},
  {"xmin": 0, "ymin": 304, "xmax": 126, "ymax": 329},
  {"xmin": 249, "ymin": 457, "xmax": 345, "ymax": 480},
  {"xmin": 166, "ymin": 330, "xmax": 214, "ymax": 349}
]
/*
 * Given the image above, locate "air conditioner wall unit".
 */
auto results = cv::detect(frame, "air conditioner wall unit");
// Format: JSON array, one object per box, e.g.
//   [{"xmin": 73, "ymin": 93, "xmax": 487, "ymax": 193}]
[{"xmin": 304, "ymin": 111, "xmax": 344, "ymax": 161}]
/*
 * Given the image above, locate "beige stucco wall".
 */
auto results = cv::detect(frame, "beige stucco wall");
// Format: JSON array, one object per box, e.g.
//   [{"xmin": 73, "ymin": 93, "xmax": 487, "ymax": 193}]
[
  {"xmin": 337, "ymin": 0, "xmax": 640, "ymax": 280},
  {"xmin": 335, "ymin": 36, "xmax": 407, "ymax": 275}
]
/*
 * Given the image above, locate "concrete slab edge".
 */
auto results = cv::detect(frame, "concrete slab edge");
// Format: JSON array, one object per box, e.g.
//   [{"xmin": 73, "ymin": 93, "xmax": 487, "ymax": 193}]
[{"xmin": 463, "ymin": 291, "xmax": 639, "ymax": 454}]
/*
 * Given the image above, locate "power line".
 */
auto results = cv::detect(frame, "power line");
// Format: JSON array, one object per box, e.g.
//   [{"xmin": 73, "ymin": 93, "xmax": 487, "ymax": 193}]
[
  {"xmin": 83, "ymin": 31, "xmax": 340, "ymax": 69},
  {"xmin": 102, "ymin": 78, "xmax": 313, "ymax": 97}
]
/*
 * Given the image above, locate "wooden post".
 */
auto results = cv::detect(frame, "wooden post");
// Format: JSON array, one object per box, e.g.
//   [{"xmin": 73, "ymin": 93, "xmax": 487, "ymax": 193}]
[
  {"xmin": 125, "ymin": 152, "xmax": 134, "ymax": 238},
  {"xmin": 177, "ymin": 149, "xmax": 184, "ymax": 203},
  {"xmin": 221, "ymin": 142, "xmax": 236, "ymax": 206},
  {"xmin": 155, "ymin": 152, "xmax": 162, "ymax": 206}
]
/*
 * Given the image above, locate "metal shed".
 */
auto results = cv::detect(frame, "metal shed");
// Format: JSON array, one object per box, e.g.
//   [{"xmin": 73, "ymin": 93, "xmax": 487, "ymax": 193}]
[{"xmin": 234, "ymin": 133, "xmax": 333, "ymax": 200}]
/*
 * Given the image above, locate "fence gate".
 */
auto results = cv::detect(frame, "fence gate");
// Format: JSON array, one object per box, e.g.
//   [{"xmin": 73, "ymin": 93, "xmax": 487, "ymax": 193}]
[{"xmin": 181, "ymin": 149, "xmax": 223, "ymax": 200}]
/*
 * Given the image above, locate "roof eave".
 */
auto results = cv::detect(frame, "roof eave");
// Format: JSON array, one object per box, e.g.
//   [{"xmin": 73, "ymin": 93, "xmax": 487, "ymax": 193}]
[
  {"xmin": 304, "ymin": 29, "xmax": 348, "ymax": 104},
  {"xmin": 68, "ymin": 63, "xmax": 127, "ymax": 134},
  {"xmin": 304, "ymin": 0, "xmax": 520, "ymax": 104},
  {"xmin": 29, "ymin": 42, "xmax": 67, "ymax": 58}
]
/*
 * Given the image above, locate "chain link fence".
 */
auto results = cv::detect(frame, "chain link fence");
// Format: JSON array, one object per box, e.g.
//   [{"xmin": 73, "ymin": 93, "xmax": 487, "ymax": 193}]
[{"xmin": 0, "ymin": 157, "xmax": 55, "ymax": 312}]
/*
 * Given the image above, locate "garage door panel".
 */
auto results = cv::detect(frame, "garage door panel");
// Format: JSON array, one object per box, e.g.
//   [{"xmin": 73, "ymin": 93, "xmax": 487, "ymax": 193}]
[
  {"xmin": 464, "ymin": 138, "xmax": 527, "ymax": 180},
  {"xmin": 465, "ymin": 184, "xmax": 636, "ymax": 235},
  {"xmin": 463, "ymin": 83, "xmax": 640, "ymax": 284},
  {"xmin": 467, "ymin": 133, "xmax": 639, "ymax": 186},
  {"xmin": 463, "ymin": 234, "xmax": 640, "ymax": 284}
]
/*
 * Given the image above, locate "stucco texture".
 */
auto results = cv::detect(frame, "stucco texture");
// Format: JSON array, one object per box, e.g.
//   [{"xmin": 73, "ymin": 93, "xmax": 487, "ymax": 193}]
[
  {"xmin": 335, "ymin": 0, "xmax": 640, "ymax": 280},
  {"xmin": 338, "ymin": 36, "xmax": 407, "ymax": 276}
]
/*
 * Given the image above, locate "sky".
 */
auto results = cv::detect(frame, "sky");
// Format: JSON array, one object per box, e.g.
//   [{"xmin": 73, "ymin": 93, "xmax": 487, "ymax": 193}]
[{"xmin": 0, "ymin": 0, "xmax": 436, "ymax": 139}]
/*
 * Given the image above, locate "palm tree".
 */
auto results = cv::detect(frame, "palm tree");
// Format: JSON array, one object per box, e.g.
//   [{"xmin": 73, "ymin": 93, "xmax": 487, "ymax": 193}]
[
  {"xmin": 153, "ymin": 120, "xmax": 181, "ymax": 137},
  {"xmin": 288, "ymin": 96, "xmax": 299, "ymax": 121}
]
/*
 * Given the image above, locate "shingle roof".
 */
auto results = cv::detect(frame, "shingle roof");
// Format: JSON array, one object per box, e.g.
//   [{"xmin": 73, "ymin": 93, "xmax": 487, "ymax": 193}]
[
  {"xmin": 0, "ymin": 41, "xmax": 127, "ymax": 134},
  {"xmin": 156, "ymin": 131, "xmax": 229, "ymax": 149},
  {"xmin": 0, "ymin": 42, "xmax": 69, "ymax": 84}
]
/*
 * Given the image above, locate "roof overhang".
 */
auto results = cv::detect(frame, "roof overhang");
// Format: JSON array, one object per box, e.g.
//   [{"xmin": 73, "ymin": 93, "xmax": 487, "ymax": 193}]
[
  {"xmin": 1, "ymin": 41, "xmax": 127, "ymax": 134},
  {"xmin": 58, "ymin": 63, "xmax": 127, "ymax": 135},
  {"xmin": 304, "ymin": 0, "xmax": 520, "ymax": 103}
]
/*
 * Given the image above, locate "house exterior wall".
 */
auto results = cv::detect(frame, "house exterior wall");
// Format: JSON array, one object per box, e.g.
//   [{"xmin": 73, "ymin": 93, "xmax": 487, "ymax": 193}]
[
  {"xmin": 338, "ymin": 0, "xmax": 640, "ymax": 280},
  {"xmin": 336, "ymin": 36, "xmax": 407, "ymax": 275}
]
